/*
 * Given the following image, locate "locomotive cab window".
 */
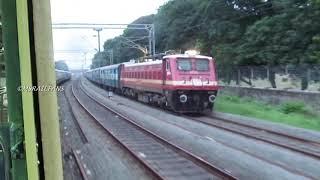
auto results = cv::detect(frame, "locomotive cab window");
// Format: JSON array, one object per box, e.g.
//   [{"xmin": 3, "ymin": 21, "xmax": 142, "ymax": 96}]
[
  {"xmin": 195, "ymin": 59, "xmax": 209, "ymax": 71},
  {"xmin": 177, "ymin": 58, "xmax": 192, "ymax": 71},
  {"xmin": 166, "ymin": 60, "xmax": 170, "ymax": 71}
]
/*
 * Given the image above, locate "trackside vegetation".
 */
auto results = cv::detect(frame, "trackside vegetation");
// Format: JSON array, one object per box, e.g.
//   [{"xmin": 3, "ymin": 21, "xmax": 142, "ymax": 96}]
[
  {"xmin": 92, "ymin": 0, "xmax": 320, "ymax": 90},
  {"xmin": 215, "ymin": 95, "xmax": 320, "ymax": 131},
  {"xmin": 92, "ymin": 0, "xmax": 320, "ymax": 70}
]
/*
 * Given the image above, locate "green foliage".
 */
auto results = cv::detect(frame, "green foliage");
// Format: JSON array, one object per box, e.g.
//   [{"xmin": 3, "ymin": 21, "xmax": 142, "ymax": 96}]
[
  {"xmin": 280, "ymin": 101, "xmax": 307, "ymax": 114},
  {"xmin": 92, "ymin": 15, "xmax": 154, "ymax": 67},
  {"xmin": 55, "ymin": 60, "xmax": 69, "ymax": 71},
  {"xmin": 223, "ymin": 95, "xmax": 241, "ymax": 103},
  {"xmin": 216, "ymin": 95, "xmax": 320, "ymax": 131},
  {"xmin": 92, "ymin": 0, "xmax": 320, "ymax": 71}
]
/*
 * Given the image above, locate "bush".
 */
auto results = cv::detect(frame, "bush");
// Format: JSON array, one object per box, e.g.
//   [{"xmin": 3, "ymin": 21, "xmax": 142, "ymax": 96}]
[
  {"xmin": 280, "ymin": 101, "xmax": 306, "ymax": 114},
  {"xmin": 224, "ymin": 95, "xmax": 241, "ymax": 103}
]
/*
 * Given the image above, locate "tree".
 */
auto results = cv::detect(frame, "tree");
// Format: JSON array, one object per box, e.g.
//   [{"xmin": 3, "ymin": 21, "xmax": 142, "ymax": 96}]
[
  {"xmin": 91, "ymin": 0, "xmax": 320, "ymax": 90},
  {"xmin": 91, "ymin": 52, "xmax": 108, "ymax": 69},
  {"xmin": 235, "ymin": 1, "xmax": 320, "ymax": 88},
  {"xmin": 91, "ymin": 14, "xmax": 155, "ymax": 68}
]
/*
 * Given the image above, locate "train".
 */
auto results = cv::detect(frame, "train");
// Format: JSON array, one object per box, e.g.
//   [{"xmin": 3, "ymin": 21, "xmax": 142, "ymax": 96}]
[
  {"xmin": 85, "ymin": 51, "xmax": 219, "ymax": 113},
  {"xmin": 55, "ymin": 69, "xmax": 72, "ymax": 85}
]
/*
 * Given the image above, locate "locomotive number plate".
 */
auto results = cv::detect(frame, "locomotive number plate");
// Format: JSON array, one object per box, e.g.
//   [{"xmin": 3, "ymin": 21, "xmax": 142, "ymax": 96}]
[{"xmin": 192, "ymin": 79, "xmax": 202, "ymax": 86}]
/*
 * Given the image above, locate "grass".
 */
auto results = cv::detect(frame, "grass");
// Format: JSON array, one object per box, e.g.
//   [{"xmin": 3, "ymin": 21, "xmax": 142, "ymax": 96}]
[{"xmin": 215, "ymin": 95, "xmax": 320, "ymax": 131}]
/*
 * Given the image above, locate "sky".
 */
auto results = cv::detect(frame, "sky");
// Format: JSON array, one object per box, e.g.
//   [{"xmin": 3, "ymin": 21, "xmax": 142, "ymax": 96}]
[{"xmin": 50, "ymin": 0, "xmax": 168, "ymax": 69}]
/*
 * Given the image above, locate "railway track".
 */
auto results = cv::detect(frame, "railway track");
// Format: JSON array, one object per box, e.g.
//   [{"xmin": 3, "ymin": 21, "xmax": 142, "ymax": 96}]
[
  {"xmin": 80, "ymin": 80, "xmax": 317, "ymax": 179},
  {"xmin": 64, "ymin": 83, "xmax": 89, "ymax": 143},
  {"xmin": 80, "ymin": 78, "xmax": 320, "ymax": 179},
  {"xmin": 188, "ymin": 115, "xmax": 320, "ymax": 160},
  {"xmin": 72, "ymin": 148, "xmax": 89, "ymax": 180},
  {"xmin": 72, "ymin": 80, "xmax": 237, "ymax": 180}
]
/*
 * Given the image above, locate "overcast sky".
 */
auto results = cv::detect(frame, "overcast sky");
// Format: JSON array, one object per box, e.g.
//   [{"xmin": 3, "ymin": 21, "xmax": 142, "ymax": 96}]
[{"xmin": 50, "ymin": 0, "xmax": 168, "ymax": 69}]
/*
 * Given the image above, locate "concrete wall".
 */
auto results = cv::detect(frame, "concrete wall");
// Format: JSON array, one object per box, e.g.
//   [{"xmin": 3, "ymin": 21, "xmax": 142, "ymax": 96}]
[{"xmin": 219, "ymin": 85, "xmax": 320, "ymax": 111}]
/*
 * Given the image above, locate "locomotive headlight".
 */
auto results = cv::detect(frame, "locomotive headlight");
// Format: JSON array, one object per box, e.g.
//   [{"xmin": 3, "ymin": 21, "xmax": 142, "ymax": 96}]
[
  {"xmin": 179, "ymin": 94, "xmax": 188, "ymax": 103},
  {"xmin": 208, "ymin": 95, "xmax": 216, "ymax": 103},
  {"xmin": 185, "ymin": 50, "xmax": 200, "ymax": 56}
]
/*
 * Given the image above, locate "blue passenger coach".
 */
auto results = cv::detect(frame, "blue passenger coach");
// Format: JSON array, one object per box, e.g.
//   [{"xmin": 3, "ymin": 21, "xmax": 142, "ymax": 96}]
[{"xmin": 85, "ymin": 64, "xmax": 122, "ymax": 91}]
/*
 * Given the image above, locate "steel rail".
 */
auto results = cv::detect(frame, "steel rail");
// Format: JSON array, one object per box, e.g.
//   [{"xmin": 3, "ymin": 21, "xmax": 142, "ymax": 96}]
[
  {"xmin": 76, "ymin": 81, "xmax": 237, "ymax": 180},
  {"xmin": 188, "ymin": 116, "xmax": 320, "ymax": 160},
  {"xmin": 64, "ymin": 84, "xmax": 89, "ymax": 143},
  {"xmin": 72, "ymin": 148, "xmax": 89, "ymax": 180},
  {"xmin": 78, "ymin": 79, "xmax": 317, "ymax": 179},
  {"xmin": 82, "ymin": 78, "xmax": 318, "ymax": 180},
  {"xmin": 209, "ymin": 115, "xmax": 320, "ymax": 145},
  {"xmin": 155, "ymin": 114, "xmax": 318, "ymax": 180},
  {"xmin": 71, "ymin": 82, "xmax": 166, "ymax": 180}
]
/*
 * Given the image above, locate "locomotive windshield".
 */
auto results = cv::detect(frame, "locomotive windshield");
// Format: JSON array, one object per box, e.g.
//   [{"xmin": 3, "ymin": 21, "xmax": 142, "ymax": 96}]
[
  {"xmin": 177, "ymin": 58, "xmax": 210, "ymax": 71},
  {"xmin": 195, "ymin": 59, "xmax": 209, "ymax": 71},
  {"xmin": 177, "ymin": 59, "xmax": 192, "ymax": 71}
]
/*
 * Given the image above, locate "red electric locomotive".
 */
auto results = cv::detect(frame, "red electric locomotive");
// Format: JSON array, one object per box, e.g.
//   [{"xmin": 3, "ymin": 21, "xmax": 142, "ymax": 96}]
[{"xmin": 120, "ymin": 50, "xmax": 219, "ymax": 113}]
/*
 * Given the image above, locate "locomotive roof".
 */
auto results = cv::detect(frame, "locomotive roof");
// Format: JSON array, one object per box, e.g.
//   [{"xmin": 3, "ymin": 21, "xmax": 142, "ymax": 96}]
[
  {"xmin": 86, "ymin": 54, "xmax": 213, "ymax": 72},
  {"xmin": 124, "ymin": 54, "xmax": 213, "ymax": 68},
  {"xmin": 163, "ymin": 54, "xmax": 213, "ymax": 60},
  {"xmin": 86, "ymin": 64, "xmax": 121, "ymax": 72},
  {"xmin": 55, "ymin": 69, "xmax": 71, "ymax": 73},
  {"xmin": 123, "ymin": 60, "xmax": 162, "ymax": 67},
  {"xmin": 99, "ymin": 63, "xmax": 121, "ymax": 70}
]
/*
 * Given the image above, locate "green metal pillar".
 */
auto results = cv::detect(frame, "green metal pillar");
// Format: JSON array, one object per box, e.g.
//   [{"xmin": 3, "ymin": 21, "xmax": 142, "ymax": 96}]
[
  {"xmin": 1, "ymin": 0, "xmax": 64, "ymax": 179},
  {"xmin": 31, "ymin": 0, "xmax": 63, "ymax": 179},
  {"xmin": 1, "ymin": 0, "xmax": 27, "ymax": 179},
  {"xmin": 16, "ymin": 0, "xmax": 40, "ymax": 179}
]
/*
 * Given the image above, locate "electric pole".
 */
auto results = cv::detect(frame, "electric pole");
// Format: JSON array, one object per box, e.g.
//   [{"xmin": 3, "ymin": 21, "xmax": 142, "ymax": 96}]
[
  {"xmin": 93, "ymin": 27, "xmax": 103, "ymax": 52},
  {"xmin": 109, "ymin": 49, "xmax": 113, "ymax": 65}
]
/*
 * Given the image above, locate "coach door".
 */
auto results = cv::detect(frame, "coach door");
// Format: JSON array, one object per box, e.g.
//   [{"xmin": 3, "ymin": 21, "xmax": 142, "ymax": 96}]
[{"xmin": 162, "ymin": 59, "xmax": 171, "ymax": 86}]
